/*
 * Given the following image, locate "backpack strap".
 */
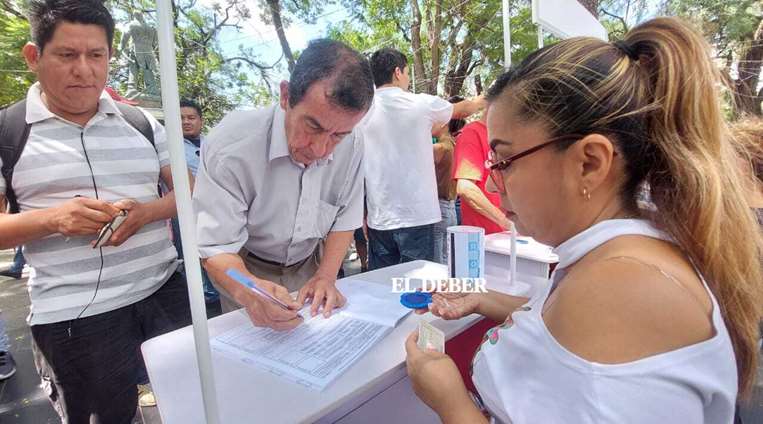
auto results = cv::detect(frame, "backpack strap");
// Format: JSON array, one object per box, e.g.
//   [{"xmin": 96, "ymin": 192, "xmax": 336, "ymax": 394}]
[
  {"xmin": 116, "ymin": 102, "xmax": 155, "ymax": 148},
  {"xmin": 115, "ymin": 102, "xmax": 165, "ymax": 197},
  {"xmin": 0, "ymin": 100, "xmax": 31, "ymax": 214}
]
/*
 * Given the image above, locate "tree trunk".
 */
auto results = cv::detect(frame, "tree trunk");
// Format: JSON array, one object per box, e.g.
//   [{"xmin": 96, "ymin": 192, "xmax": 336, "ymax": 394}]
[
  {"xmin": 443, "ymin": 1, "xmax": 495, "ymax": 98},
  {"xmin": 475, "ymin": 74, "xmax": 483, "ymax": 95},
  {"xmin": 733, "ymin": 19, "xmax": 763, "ymax": 117},
  {"xmin": 266, "ymin": 0, "xmax": 295, "ymax": 72},
  {"xmin": 444, "ymin": 40, "xmax": 474, "ymax": 97},
  {"xmin": 409, "ymin": 0, "xmax": 428, "ymax": 94},
  {"xmin": 578, "ymin": 0, "xmax": 599, "ymax": 18},
  {"xmin": 426, "ymin": 0, "xmax": 443, "ymax": 95}
]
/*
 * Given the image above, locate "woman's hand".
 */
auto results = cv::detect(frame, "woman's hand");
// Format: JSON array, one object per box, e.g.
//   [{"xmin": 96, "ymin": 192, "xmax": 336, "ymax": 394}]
[
  {"xmin": 405, "ymin": 331, "xmax": 465, "ymax": 411},
  {"xmin": 415, "ymin": 291, "xmax": 481, "ymax": 320},
  {"xmin": 405, "ymin": 331, "xmax": 487, "ymax": 423}
]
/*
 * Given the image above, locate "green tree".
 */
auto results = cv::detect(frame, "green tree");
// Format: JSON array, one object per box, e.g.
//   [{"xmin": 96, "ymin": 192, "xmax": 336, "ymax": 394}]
[
  {"xmin": 665, "ymin": 0, "xmax": 762, "ymax": 117},
  {"xmin": 257, "ymin": 0, "xmax": 342, "ymax": 73},
  {"xmin": 0, "ymin": 2, "xmax": 35, "ymax": 107},
  {"xmin": 330, "ymin": 0, "xmax": 541, "ymax": 97},
  {"xmin": 0, "ymin": 0, "xmax": 279, "ymax": 122},
  {"xmin": 110, "ymin": 0, "xmax": 279, "ymax": 126},
  {"xmin": 262, "ymin": 0, "xmax": 297, "ymax": 71},
  {"xmin": 601, "ymin": 0, "xmax": 763, "ymax": 117}
]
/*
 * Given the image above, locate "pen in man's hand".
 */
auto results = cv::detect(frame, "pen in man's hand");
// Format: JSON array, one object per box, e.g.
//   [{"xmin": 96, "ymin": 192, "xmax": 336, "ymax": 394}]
[{"xmin": 225, "ymin": 268, "xmax": 303, "ymax": 317}]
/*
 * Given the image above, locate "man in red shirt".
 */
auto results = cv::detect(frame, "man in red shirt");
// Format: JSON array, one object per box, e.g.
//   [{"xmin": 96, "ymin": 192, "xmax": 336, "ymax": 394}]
[{"xmin": 452, "ymin": 114, "xmax": 511, "ymax": 234}]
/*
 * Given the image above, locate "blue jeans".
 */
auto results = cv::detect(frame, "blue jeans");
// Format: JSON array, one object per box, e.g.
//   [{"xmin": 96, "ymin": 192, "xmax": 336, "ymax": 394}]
[
  {"xmin": 368, "ymin": 223, "xmax": 436, "ymax": 270},
  {"xmin": 171, "ymin": 218, "xmax": 219, "ymax": 303},
  {"xmin": 455, "ymin": 197, "xmax": 462, "ymax": 225},
  {"xmin": 8, "ymin": 246, "xmax": 25, "ymax": 273},
  {"xmin": 433, "ymin": 199, "xmax": 457, "ymax": 264}
]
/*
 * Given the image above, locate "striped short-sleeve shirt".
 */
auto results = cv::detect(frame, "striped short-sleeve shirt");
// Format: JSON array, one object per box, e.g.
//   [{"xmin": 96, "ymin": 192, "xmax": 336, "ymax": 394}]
[{"xmin": 0, "ymin": 83, "xmax": 179, "ymax": 325}]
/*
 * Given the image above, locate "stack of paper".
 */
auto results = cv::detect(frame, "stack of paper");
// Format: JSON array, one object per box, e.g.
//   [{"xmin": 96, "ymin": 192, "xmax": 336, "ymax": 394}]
[{"xmin": 211, "ymin": 279, "xmax": 411, "ymax": 391}]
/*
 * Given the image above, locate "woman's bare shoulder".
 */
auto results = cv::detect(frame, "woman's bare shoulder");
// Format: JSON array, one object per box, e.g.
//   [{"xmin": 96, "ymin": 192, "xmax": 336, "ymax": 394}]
[{"xmin": 543, "ymin": 236, "xmax": 714, "ymax": 364}]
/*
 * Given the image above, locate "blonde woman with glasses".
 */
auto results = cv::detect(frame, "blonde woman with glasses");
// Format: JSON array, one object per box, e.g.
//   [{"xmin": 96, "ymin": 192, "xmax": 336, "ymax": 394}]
[{"xmin": 405, "ymin": 17, "xmax": 762, "ymax": 424}]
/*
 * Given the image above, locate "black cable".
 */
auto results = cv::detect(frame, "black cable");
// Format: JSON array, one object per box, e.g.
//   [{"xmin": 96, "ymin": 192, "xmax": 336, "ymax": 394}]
[
  {"xmin": 80, "ymin": 131, "xmax": 99, "ymax": 200},
  {"xmin": 68, "ymin": 131, "xmax": 105, "ymax": 336},
  {"xmin": 75, "ymin": 248, "xmax": 103, "ymax": 321}
]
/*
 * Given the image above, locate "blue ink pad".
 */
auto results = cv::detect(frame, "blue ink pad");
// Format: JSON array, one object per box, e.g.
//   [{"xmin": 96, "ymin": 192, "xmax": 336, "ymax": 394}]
[{"xmin": 400, "ymin": 292, "xmax": 432, "ymax": 309}]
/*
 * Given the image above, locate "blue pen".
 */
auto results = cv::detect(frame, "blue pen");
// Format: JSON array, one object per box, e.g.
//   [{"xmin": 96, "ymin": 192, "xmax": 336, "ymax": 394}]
[{"xmin": 226, "ymin": 268, "xmax": 301, "ymax": 315}]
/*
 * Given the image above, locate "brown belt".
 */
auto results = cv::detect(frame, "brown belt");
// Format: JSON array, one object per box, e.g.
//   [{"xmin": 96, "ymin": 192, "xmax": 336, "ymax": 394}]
[
  {"xmin": 246, "ymin": 251, "xmax": 287, "ymax": 267},
  {"xmin": 246, "ymin": 250, "xmax": 315, "ymax": 269}
]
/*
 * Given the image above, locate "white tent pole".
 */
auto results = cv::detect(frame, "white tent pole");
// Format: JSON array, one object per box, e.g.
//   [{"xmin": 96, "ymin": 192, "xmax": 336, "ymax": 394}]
[
  {"xmin": 538, "ymin": 26, "xmax": 544, "ymax": 48},
  {"xmin": 502, "ymin": 0, "xmax": 511, "ymax": 69},
  {"xmin": 155, "ymin": 1, "xmax": 221, "ymax": 423}
]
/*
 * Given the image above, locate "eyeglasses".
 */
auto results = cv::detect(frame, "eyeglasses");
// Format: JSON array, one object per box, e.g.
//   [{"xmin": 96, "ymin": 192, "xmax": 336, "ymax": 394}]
[{"xmin": 485, "ymin": 135, "xmax": 582, "ymax": 194}]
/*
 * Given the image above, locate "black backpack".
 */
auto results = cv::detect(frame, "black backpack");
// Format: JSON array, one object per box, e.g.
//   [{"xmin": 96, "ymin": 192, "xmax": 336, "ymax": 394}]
[{"xmin": 0, "ymin": 99, "xmax": 155, "ymax": 213}]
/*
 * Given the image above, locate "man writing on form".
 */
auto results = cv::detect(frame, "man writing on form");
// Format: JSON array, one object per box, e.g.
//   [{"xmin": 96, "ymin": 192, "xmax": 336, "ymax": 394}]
[{"xmin": 193, "ymin": 39, "xmax": 375, "ymax": 331}]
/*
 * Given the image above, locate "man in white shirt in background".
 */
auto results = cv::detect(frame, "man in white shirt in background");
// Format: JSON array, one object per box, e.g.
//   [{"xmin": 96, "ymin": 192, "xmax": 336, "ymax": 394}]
[{"xmin": 362, "ymin": 48, "xmax": 485, "ymax": 270}]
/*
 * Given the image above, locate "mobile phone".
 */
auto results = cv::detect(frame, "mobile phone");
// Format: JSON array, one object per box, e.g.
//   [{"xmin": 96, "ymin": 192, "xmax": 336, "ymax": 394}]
[{"xmin": 93, "ymin": 210, "xmax": 128, "ymax": 248}]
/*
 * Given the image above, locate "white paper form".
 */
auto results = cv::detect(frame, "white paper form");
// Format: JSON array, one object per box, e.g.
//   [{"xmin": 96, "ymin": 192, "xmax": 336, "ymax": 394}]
[
  {"xmin": 334, "ymin": 278, "xmax": 411, "ymax": 327},
  {"xmin": 211, "ymin": 279, "xmax": 411, "ymax": 391}
]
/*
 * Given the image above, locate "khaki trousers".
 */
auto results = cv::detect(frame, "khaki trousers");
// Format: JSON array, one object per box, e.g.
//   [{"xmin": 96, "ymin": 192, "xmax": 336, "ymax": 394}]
[{"xmin": 214, "ymin": 249, "xmax": 320, "ymax": 313}]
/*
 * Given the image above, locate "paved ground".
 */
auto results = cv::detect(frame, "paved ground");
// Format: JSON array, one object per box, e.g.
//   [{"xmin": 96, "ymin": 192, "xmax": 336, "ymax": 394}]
[
  {"xmin": 1, "ymin": 247, "xmax": 761, "ymax": 423},
  {"xmin": 0, "ymin": 254, "xmax": 61, "ymax": 423}
]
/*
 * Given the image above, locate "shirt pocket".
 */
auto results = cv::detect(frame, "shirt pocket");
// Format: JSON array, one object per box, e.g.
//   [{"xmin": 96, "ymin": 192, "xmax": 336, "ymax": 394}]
[{"xmin": 307, "ymin": 199, "xmax": 340, "ymax": 239}]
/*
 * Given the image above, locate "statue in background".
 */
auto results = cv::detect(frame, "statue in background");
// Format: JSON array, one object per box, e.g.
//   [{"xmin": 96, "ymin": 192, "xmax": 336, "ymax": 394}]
[{"xmin": 118, "ymin": 13, "xmax": 160, "ymax": 98}]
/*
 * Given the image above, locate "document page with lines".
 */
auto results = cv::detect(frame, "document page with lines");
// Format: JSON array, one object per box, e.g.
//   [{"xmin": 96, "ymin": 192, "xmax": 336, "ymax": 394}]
[{"xmin": 211, "ymin": 279, "xmax": 410, "ymax": 390}]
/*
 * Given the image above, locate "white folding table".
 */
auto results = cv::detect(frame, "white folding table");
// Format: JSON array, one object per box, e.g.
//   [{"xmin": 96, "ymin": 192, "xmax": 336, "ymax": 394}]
[{"xmin": 142, "ymin": 260, "xmax": 484, "ymax": 423}]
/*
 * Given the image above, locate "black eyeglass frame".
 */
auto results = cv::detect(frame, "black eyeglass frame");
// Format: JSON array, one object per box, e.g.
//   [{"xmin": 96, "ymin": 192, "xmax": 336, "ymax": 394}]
[{"xmin": 485, "ymin": 135, "xmax": 584, "ymax": 193}]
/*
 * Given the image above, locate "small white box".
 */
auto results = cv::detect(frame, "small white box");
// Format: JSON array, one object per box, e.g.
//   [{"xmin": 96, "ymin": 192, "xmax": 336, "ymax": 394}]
[{"xmin": 446, "ymin": 226, "xmax": 485, "ymax": 279}]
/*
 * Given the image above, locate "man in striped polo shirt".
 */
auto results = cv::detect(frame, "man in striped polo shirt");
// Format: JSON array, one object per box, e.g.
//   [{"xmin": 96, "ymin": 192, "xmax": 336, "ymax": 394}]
[{"xmin": 0, "ymin": 1, "xmax": 191, "ymax": 422}]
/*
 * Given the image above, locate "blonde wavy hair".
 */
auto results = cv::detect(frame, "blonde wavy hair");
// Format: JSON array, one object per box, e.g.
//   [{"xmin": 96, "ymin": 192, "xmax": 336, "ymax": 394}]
[{"xmin": 487, "ymin": 17, "xmax": 763, "ymax": 398}]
